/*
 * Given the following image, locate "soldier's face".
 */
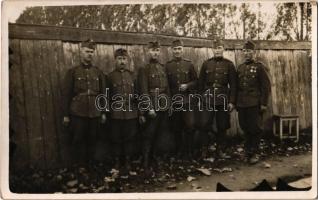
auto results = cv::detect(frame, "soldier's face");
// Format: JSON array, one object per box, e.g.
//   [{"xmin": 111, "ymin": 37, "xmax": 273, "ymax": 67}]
[
  {"xmin": 172, "ymin": 46, "xmax": 183, "ymax": 58},
  {"xmin": 149, "ymin": 48, "xmax": 160, "ymax": 60},
  {"xmin": 213, "ymin": 46, "xmax": 224, "ymax": 57},
  {"xmin": 81, "ymin": 47, "xmax": 94, "ymax": 63},
  {"xmin": 243, "ymin": 49, "xmax": 254, "ymax": 60},
  {"xmin": 115, "ymin": 56, "xmax": 128, "ymax": 69}
]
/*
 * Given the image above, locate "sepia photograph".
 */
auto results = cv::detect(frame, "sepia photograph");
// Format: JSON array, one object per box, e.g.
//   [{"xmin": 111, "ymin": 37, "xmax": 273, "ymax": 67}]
[{"xmin": 1, "ymin": 0, "xmax": 317, "ymax": 199}]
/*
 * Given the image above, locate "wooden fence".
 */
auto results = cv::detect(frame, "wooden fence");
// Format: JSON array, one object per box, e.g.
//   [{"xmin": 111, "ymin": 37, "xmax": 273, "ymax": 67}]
[{"xmin": 9, "ymin": 23, "xmax": 312, "ymax": 169}]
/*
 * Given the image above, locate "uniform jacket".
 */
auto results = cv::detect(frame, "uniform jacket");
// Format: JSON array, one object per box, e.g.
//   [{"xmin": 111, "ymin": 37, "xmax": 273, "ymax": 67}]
[
  {"xmin": 236, "ymin": 59, "xmax": 271, "ymax": 108},
  {"xmin": 198, "ymin": 57, "xmax": 237, "ymax": 105},
  {"xmin": 166, "ymin": 57, "xmax": 197, "ymax": 105},
  {"xmin": 138, "ymin": 58, "xmax": 170, "ymax": 112},
  {"xmin": 106, "ymin": 68, "xmax": 139, "ymax": 120},
  {"xmin": 63, "ymin": 63, "xmax": 106, "ymax": 118}
]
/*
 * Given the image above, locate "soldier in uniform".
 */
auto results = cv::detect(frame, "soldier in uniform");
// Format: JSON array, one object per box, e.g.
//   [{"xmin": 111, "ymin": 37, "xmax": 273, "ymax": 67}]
[
  {"xmin": 106, "ymin": 48, "xmax": 140, "ymax": 171},
  {"xmin": 165, "ymin": 39, "xmax": 198, "ymax": 159},
  {"xmin": 236, "ymin": 40, "xmax": 271, "ymax": 164},
  {"xmin": 198, "ymin": 39, "xmax": 237, "ymax": 159},
  {"xmin": 62, "ymin": 39, "xmax": 106, "ymax": 166},
  {"xmin": 138, "ymin": 41, "xmax": 171, "ymax": 169}
]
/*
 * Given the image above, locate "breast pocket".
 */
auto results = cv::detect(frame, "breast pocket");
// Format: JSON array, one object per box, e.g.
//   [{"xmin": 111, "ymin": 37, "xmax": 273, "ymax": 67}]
[
  {"xmin": 149, "ymin": 73, "xmax": 160, "ymax": 88},
  {"xmin": 181, "ymin": 69, "xmax": 190, "ymax": 83},
  {"xmin": 216, "ymin": 68, "xmax": 228, "ymax": 84},
  {"xmin": 205, "ymin": 69, "xmax": 214, "ymax": 84},
  {"xmin": 90, "ymin": 76, "xmax": 100, "ymax": 91},
  {"xmin": 74, "ymin": 76, "xmax": 86, "ymax": 91}
]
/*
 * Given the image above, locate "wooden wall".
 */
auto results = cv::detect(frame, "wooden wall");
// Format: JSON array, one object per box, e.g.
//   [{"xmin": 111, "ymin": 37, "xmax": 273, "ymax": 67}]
[{"xmin": 8, "ymin": 24, "xmax": 312, "ymax": 169}]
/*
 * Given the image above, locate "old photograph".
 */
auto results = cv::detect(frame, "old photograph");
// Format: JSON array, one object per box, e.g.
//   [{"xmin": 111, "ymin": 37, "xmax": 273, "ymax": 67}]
[{"xmin": 1, "ymin": 0, "xmax": 317, "ymax": 199}]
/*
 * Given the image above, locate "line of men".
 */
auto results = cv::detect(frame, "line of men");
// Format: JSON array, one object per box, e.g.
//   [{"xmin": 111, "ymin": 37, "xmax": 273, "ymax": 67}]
[{"xmin": 62, "ymin": 38, "xmax": 271, "ymax": 172}]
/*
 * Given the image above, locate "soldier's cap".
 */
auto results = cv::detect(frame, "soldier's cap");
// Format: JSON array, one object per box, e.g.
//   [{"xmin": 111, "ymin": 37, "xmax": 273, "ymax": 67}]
[
  {"xmin": 81, "ymin": 39, "xmax": 96, "ymax": 50},
  {"xmin": 212, "ymin": 38, "xmax": 224, "ymax": 48},
  {"xmin": 114, "ymin": 48, "xmax": 128, "ymax": 58},
  {"xmin": 148, "ymin": 41, "xmax": 160, "ymax": 49},
  {"xmin": 172, "ymin": 39, "xmax": 184, "ymax": 47},
  {"xmin": 243, "ymin": 40, "xmax": 255, "ymax": 50}
]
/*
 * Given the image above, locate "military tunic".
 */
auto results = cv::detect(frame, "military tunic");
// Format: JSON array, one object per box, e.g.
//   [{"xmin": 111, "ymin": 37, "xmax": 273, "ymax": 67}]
[
  {"xmin": 138, "ymin": 58, "xmax": 172, "ymax": 163},
  {"xmin": 236, "ymin": 59, "xmax": 271, "ymax": 155},
  {"xmin": 106, "ymin": 68, "xmax": 139, "ymax": 157},
  {"xmin": 197, "ymin": 57, "xmax": 237, "ymax": 152},
  {"xmin": 166, "ymin": 57, "xmax": 198, "ymax": 157},
  {"xmin": 63, "ymin": 63, "xmax": 106, "ymax": 164}
]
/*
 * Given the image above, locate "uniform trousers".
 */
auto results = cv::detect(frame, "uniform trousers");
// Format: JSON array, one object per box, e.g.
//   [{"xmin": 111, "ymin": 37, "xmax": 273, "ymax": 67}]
[
  {"xmin": 70, "ymin": 115, "xmax": 99, "ymax": 165},
  {"xmin": 237, "ymin": 106, "xmax": 262, "ymax": 155}
]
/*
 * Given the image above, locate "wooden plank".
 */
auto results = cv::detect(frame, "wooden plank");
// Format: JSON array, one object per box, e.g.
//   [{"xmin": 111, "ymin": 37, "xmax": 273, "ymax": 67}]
[
  {"xmin": 55, "ymin": 40, "xmax": 73, "ymax": 166},
  {"xmin": 9, "ymin": 23, "xmax": 311, "ymax": 50},
  {"xmin": 20, "ymin": 40, "xmax": 46, "ymax": 169},
  {"xmin": 100, "ymin": 45, "xmax": 115, "ymax": 75},
  {"xmin": 127, "ymin": 45, "xmax": 147, "ymax": 73},
  {"xmin": 41, "ymin": 40, "xmax": 60, "ymax": 167},
  {"xmin": 9, "ymin": 39, "xmax": 30, "ymax": 168}
]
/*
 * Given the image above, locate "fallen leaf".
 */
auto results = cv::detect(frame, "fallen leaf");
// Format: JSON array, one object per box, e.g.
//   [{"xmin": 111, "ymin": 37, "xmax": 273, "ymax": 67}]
[
  {"xmin": 287, "ymin": 147, "xmax": 293, "ymax": 151},
  {"xmin": 213, "ymin": 168, "xmax": 222, "ymax": 173},
  {"xmin": 167, "ymin": 184, "xmax": 177, "ymax": 190},
  {"xmin": 263, "ymin": 162, "xmax": 271, "ymax": 168},
  {"xmin": 66, "ymin": 180, "xmax": 78, "ymax": 187},
  {"xmin": 68, "ymin": 188, "xmax": 78, "ymax": 193},
  {"xmin": 204, "ymin": 157, "xmax": 215, "ymax": 163},
  {"xmin": 197, "ymin": 168, "xmax": 211, "ymax": 176},
  {"xmin": 129, "ymin": 171, "xmax": 137, "ymax": 176},
  {"xmin": 56, "ymin": 175, "xmax": 63, "ymax": 181},
  {"xmin": 221, "ymin": 167, "xmax": 233, "ymax": 172},
  {"xmin": 194, "ymin": 186, "xmax": 203, "ymax": 192},
  {"xmin": 237, "ymin": 147, "xmax": 244, "ymax": 152},
  {"xmin": 120, "ymin": 175, "xmax": 128, "ymax": 179},
  {"xmin": 104, "ymin": 177, "xmax": 115, "ymax": 182},
  {"xmin": 187, "ymin": 176, "xmax": 196, "ymax": 182}
]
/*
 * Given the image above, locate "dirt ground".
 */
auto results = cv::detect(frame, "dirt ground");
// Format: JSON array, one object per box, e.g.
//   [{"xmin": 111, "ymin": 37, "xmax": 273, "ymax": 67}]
[
  {"xmin": 9, "ymin": 138, "xmax": 312, "ymax": 193},
  {"xmin": 157, "ymin": 153, "xmax": 312, "ymax": 192}
]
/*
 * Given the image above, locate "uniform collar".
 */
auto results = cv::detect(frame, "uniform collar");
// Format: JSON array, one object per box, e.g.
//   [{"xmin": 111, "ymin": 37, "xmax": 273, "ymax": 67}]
[
  {"xmin": 149, "ymin": 58, "xmax": 159, "ymax": 63},
  {"xmin": 213, "ymin": 56, "xmax": 223, "ymax": 61},
  {"xmin": 245, "ymin": 59, "xmax": 254, "ymax": 64},
  {"xmin": 173, "ymin": 57, "xmax": 182, "ymax": 62},
  {"xmin": 115, "ymin": 67, "xmax": 129, "ymax": 72},
  {"xmin": 81, "ymin": 62, "xmax": 93, "ymax": 69}
]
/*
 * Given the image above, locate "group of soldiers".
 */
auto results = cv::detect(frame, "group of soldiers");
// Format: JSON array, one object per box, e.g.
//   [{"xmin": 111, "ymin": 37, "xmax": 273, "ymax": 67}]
[{"xmin": 62, "ymin": 38, "xmax": 271, "ymax": 172}]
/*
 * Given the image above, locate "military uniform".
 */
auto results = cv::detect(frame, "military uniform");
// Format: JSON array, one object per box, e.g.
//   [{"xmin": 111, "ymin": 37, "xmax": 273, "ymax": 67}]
[
  {"xmin": 236, "ymin": 41, "xmax": 271, "ymax": 161},
  {"xmin": 138, "ymin": 43, "xmax": 171, "ymax": 167},
  {"xmin": 198, "ymin": 55, "xmax": 237, "ymax": 156},
  {"xmin": 63, "ymin": 41, "xmax": 105, "ymax": 166},
  {"xmin": 166, "ymin": 51, "xmax": 198, "ymax": 158},
  {"xmin": 63, "ymin": 60, "xmax": 105, "ymax": 165},
  {"xmin": 106, "ymin": 49, "xmax": 139, "ymax": 168}
]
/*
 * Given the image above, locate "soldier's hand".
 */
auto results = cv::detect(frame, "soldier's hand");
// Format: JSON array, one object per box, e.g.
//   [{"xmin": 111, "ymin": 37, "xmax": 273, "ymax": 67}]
[
  {"xmin": 260, "ymin": 105, "xmax": 267, "ymax": 112},
  {"xmin": 63, "ymin": 116, "xmax": 70, "ymax": 126},
  {"xmin": 100, "ymin": 114, "xmax": 107, "ymax": 124},
  {"xmin": 148, "ymin": 109, "xmax": 157, "ymax": 119},
  {"xmin": 228, "ymin": 103, "xmax": 235, "ymax": 112},
  {"xmin": 179, "ymin": 84, "xmax": 188, "ymax": 92},
  {"xmin": 139, "ymin": 116, "xmax": 146, "ymax": 124}
]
